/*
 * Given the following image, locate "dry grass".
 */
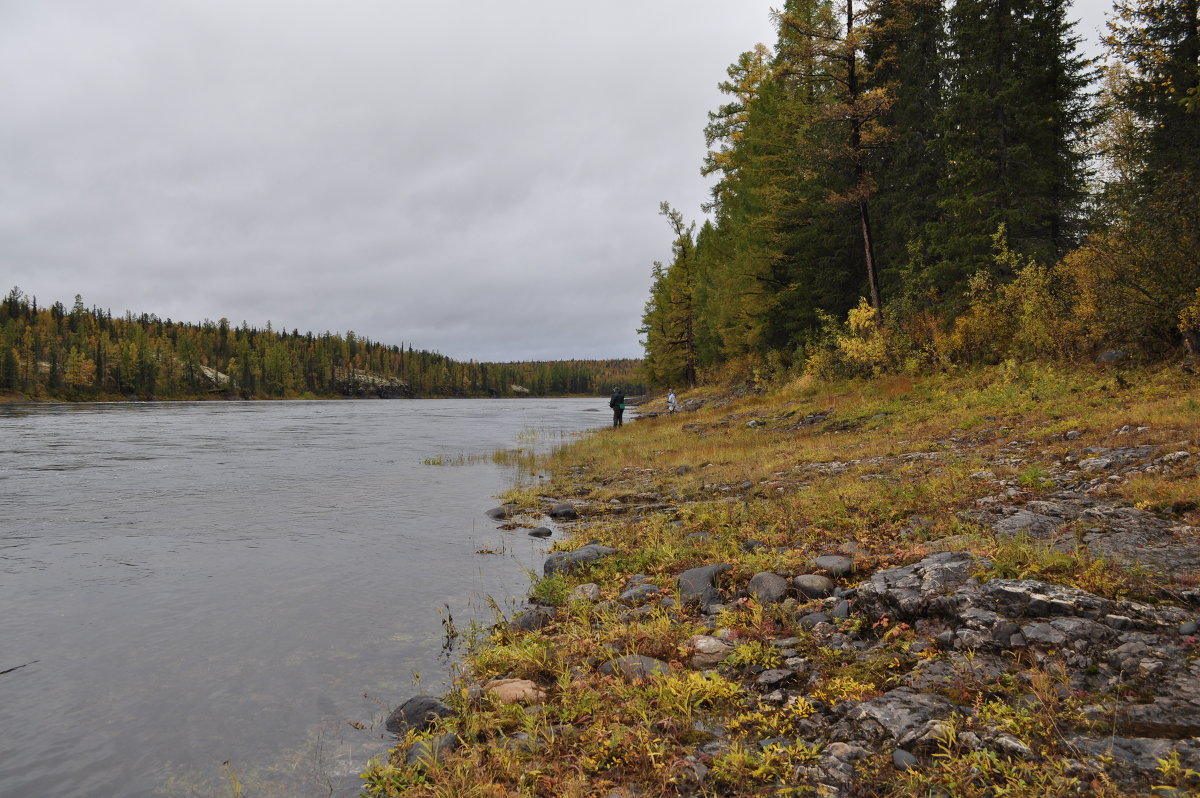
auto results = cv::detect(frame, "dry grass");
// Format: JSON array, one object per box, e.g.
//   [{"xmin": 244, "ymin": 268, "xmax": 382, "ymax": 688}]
[{"xmin": 362, "ymin": 363, "xmax": 1200, "ymax": 797}]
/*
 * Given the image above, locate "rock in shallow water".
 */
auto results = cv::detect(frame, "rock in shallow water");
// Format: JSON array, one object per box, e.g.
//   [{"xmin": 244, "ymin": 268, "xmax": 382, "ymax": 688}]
[
  {"xmin": 385, "ymin": 695, "xmax": 453, "ymax": 735},
  {"xmin": 485, "ymin": 504, "xmax": 516, "ymax": 520}
]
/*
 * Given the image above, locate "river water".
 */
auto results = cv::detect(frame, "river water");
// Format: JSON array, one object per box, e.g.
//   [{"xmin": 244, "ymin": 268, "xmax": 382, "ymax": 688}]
[{"xmin": 0, "ymin": 398, "xmax": 606, "ymax": 797}]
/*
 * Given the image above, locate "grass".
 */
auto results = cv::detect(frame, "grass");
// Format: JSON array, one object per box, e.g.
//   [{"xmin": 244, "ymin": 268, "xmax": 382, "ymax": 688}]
[{"xmin": 363, "ymin": 362, "xmax": 1200, "ymax": 797}]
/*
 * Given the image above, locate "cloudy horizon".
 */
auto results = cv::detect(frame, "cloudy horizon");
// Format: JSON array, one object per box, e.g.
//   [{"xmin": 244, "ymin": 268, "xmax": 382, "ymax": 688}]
[{"xmin": 2, "ymin": 0, "xmax": 1111, "ymax": 362}]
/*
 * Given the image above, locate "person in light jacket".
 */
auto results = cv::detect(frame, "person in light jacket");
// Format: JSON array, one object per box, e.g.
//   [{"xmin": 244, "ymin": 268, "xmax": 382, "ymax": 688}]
[{"xmin": 667, "ymin": 388, "xmax": 678, "ymax": 413}]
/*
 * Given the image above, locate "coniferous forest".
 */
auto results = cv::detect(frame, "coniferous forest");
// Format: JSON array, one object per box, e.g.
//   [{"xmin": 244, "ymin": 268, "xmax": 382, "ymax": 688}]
[
  {"xmin": 0, "ymin": 290, "xmax": 644, "ymax": 400},
  {"xmin": 640, "ymin": 0, "xmax": 1199, "ymax": 387}
]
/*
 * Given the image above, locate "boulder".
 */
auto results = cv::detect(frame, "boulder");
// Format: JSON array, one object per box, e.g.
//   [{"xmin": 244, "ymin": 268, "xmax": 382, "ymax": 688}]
[
  {"xmin": 543, "ymin": 544, "xmax": 617, "ymax": 576},
  {"xmin": 747, "ymin": 572, "xmax": 791, "ymax": 603},
  {"xmin": 793, "ymin": 574, "xmax": 835, "ymax": 599},
  {"xmin": 844, "ymin": 688, "xmax": 958, "ymax": 746},
  {"xmin": 599, "ymin": 654, "xmax": 670, "ymax": 682},
  {"xmin": 510, "ymin": 608, "xmax": 553, "ymax": 632},
  {"xmin": 814, "ymin": 554, "xmax": 855, "ymax": 578},
  {"xmin": 619, "ymin": 583, "xmax": 661, "ymax": 603},
  {"xmin": 677, "ymin": 563, "xmax": 730, "ymax": 609},
  {"xmin": 405, "ymin": 733, "xmax": 460, "ymax": 768},
  {"xmin": 690, "ymin": 635, "xmax": 737, "ymax": 668},
  {"xmin": 547, "ymin": 502, "xmax": 578, "ymax": 520},
  {"xmin": 484, "ymin": 678, "xmax": 546, "ymax": 705},
  {"xmin": 528, "ymin": 527, "xmax": 553, "ymax": 538},
  {"xmin": 568, "ymin": 583, "xmax": 602, "ymax": 602},
  {"xmin": 385, "ymin": 695, "xmax": 453, "ymax": 735},
  {"xmin": 854, "ymin": 551, "xmax": 980, "ymax": 618},
  {"xmin": 485, "ymin": 505, "xmax": 516, "ymax": 520}
]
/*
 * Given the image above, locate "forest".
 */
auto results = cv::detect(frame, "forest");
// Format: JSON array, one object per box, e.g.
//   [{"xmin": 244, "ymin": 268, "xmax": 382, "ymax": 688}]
[
  {"xmin": 640, "ymin": 0, "xmax": 1199, "ymax": 387},
  {"xmin": 0, "ymin": 290, "xmax": 644, "ymax": 400}
]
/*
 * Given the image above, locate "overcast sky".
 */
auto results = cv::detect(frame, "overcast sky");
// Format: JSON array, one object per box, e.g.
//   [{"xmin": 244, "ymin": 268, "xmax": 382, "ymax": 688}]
[{"xmin": 1, "ymin": 0, "xmax": 1112, "ymax": 361}]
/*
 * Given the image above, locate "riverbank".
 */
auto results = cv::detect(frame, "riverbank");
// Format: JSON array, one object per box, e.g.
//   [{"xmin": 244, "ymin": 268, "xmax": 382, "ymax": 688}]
[{"xmin": 362, "ymin": 362, "xmax": 1200, "ymax": 797}]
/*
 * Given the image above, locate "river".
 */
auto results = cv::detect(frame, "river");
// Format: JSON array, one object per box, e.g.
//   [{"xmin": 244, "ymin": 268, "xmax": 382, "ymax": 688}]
[{"xmin": 0, "ymin": 398, "xmax": 606, "ymax": 797}]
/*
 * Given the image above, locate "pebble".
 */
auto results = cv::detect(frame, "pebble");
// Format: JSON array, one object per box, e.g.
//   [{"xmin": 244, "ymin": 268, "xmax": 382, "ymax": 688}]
[{"xmin": 892, "ymin": 748, "xmax": 918, "ymax": 771}]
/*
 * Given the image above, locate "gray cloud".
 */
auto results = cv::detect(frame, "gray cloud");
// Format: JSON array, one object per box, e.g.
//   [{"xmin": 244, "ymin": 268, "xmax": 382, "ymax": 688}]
[{"xmin": 0, "ymin": 0, "xmax": 1109, "ymax": 360}]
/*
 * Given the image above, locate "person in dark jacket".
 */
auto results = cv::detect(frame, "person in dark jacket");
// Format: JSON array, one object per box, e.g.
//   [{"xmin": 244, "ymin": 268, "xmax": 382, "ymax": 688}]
[{"xmin": 609, "ymin": 387, "xmax": 625, "ymax": 427}]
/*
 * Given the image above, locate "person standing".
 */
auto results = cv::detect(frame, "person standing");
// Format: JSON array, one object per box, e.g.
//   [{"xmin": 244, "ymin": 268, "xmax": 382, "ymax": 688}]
[
  {"xmin": 667, "ymin": 388, "xmax": 678, "ymax": 413},
  {"xmin": 609, "ymin": 386, "xmax": 625, "ymax": 427}
]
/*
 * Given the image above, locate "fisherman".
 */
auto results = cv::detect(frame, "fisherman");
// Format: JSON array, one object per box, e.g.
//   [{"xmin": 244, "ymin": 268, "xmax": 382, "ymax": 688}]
[{"xmin": 609, "ymin": 386, "xmax": 625, "ymax": 427}]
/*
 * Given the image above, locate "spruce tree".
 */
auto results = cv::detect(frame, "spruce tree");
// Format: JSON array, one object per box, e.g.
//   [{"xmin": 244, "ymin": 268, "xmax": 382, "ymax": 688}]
[
  {"xmin": 862, "ymin": 0, "xmax": 945, "ymax": 305},
  {"xmin": 933, "ymin": 0, "xmax": 1094, "ymax": 292},
  {"xmin": 1105, "ymin": 0, "xmax": 1200, "ymax": 182}
]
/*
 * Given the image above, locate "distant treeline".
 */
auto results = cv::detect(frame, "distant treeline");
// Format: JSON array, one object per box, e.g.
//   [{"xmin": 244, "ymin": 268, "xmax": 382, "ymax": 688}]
[{"xmin": 0, "ymin": 290, "xmax": 645, "ymax": 400}]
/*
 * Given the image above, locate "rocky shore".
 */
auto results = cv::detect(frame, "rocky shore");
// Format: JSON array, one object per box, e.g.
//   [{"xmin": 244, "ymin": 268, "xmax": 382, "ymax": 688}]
[{"xmin": 363, "ymin": 369, "xmax": 1200, "ymax": 797}]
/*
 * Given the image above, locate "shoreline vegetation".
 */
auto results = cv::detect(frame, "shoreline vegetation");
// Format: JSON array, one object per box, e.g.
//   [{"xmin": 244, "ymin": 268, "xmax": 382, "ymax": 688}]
[{"xmin": 362, "ymin": 362, "xmax": 1199, "ymax": 797}]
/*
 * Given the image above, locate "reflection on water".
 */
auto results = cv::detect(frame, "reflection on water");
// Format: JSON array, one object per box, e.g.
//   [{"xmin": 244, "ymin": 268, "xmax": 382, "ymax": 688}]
[{"xmin": 0, "ymin": 399, "xmax": 603, "ymax": 797}]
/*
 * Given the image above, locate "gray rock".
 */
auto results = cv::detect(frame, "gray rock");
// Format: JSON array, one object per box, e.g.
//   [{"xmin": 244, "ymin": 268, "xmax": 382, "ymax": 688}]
[
  {"xmin": 831, "ymin": 599, "xmax": 851, "ymax": 619},
  {"xmin": 892, "ymin": 748, "xmax": 918, "ymax": 771},
  {"xmin": 543, "ymin": 543, "xmax": 617, "ymax": 576},
  {"xmin": 747, "ymin": 572, "xmax": 791, "ymax": 603},
  {"xmin": 405, "ymin": 733, "xmax": 460, "ymax": 768},
  {"xmin": 568, "ymin": 583, "xmax": 602, "ymax": 602},
  {"xmin": 845, "ymin": 688, "xmax": 958, "ymax": 744},
  {"xmin": 799, "ymin": 611, "xmax": 832, "ymax": 629},
  {"xmin": 527, "ymin": 526, "xmax": 553, "ymax": 538},
  {"xmin": 855, "ymin": 551, "xmax": 981, "ymax": 619},
  {"xmin": 814, "ymin": 554, "xmax": 855, "ymax": 578},
  {"xmin": 990, "ymin": 733, "xmax": 1033, "ymax": 759},
  {"xmin": 1096, "ymin": 350, "xmax": 1127, "ymax": 364},
  {"xmin": 598, "ymin": 654, "xmax": 669, "ymax": 681},
  {"xmin": 992, "ymin": 508, "xmax": 1063, "ymax": 537},
  {"xmin": 690, "ymin": 634, "xmax": 737, "ymax": 668},
  {"xmin": 385, "ymin": 695, "xmax": 454, "ymax": 735},
  {"xmin": 485, "ymin": 504, "xmax": 516, "ymax": 520},
  {"xmin": 675, "ymin": 465, "xmax": 692, "ymax": 475},
  {"xmin": 510, "ymin": 608, "xmax": 553, "ymax": 632},
  {"xmin": 793, "ymin": 574, "xmax": 836, "ymax": 599},
  {"xmin": 1180, "ymin": 621, "xmax": 1198, "ymax": 636},
  {"xmin": 1069, "ymin": 735, "xmax": 1200, "ymax": 780},
  {"xmin": 755, "ymin": 669, "xmax": 795, "ymax": 687},
  {"xmin": 547, "ymin": 502, "xmax": 578, "ymax": 520},
  {"xmin": 677, "ymin": 563, "xmax": 730, "ymax": 608},
  {"xmin": 619, "ymin": 583, "xmax": 661, "ymax": 603}
]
